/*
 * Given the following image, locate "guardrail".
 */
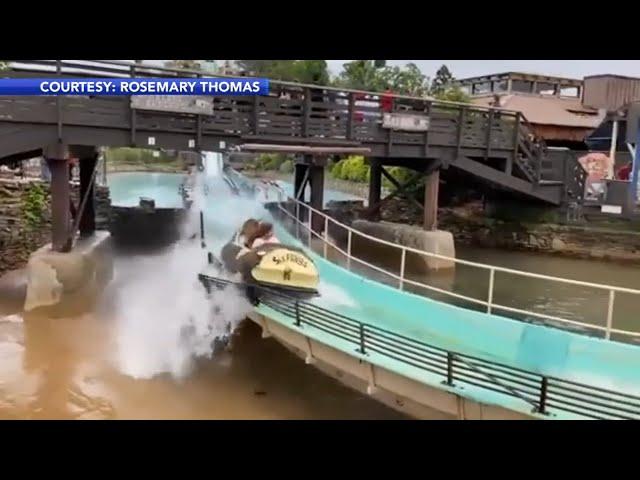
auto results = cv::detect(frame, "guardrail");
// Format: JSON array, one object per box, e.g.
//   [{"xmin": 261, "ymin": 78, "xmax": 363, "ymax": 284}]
[
  {"xmin": 264, "ymin": 189, "xmax": 640, "ymax": 343},
  {"xmin": 199, "ymin": 274, "xmax": 640, "ymax": 420},
  {"xmin": 4, "ymin": 60, "xmax": 559, "ymax": 185}
]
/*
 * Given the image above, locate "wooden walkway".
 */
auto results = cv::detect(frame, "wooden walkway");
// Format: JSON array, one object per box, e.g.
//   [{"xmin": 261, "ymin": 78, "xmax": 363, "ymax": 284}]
[{"xmin": 0, "ymin": 60, "xmax": 587, "ymax": 205}]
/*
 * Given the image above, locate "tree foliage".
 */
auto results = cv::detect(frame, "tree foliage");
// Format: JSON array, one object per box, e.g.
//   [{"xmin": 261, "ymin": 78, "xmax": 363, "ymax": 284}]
[
  {"xmin": 164, "ymin": 60, "xmax": 202, "ymax": 71},
  {"xmin": 430, "ymin": 64, "xmax": 454, "ymax": 96},
  {"xmin": 235, "ymin": 60, "xmax": 329, "ymax": 84},
  {"xmin": 379, "ymin": 63, "xmax": 429, "ymax": 97},
  {"xmin": 334, "ymin": 60, "xmax": 387, "ymax": 92},
  {"xmin": 335, "ymin": 60, "xmax": 428, "ymax": 96},
  {"xmin": 433, "ymin": 86, "xmax": 470, "ymax": 103}
]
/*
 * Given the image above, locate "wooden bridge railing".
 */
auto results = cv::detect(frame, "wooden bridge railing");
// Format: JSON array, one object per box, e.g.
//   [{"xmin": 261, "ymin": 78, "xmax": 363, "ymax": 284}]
[{"xmin": 3, "ymin": 60, "xmax": 587, "ymax": 201}]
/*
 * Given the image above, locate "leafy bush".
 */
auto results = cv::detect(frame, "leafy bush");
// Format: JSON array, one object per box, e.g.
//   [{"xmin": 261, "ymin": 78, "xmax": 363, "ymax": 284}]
[
  {"xmin": 279, "ymin": 159, "xmax": 294, "ymax": 174},
  {"xmin": 330, "ymin": 156, "xmax": 369, "ymax": 183},
  {"xmin": 382, "ymin": 166, "xmax": 414, "ymax": 189},
  {"xmin": 254, "ymin": 153, "xmax": 291, "ymax": 171},
  {"xmin": 23, "ymin": 183, "xmax": 48, "ymax": 230}
]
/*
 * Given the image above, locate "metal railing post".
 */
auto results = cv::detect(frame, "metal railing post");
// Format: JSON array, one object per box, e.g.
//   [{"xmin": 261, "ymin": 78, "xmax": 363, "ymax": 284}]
[
  {"xmin": 295, "ymin": 202, "xmax": 300, "ymax": 239},
  {"xmin": 606, "ymin": 290, "xmax": 616, "ymax": 340},
  {"xmin": 200, "ymin": 210, "xmax": 205, "ymax": 248},
  {"xmin": 446, "ymin": 352, "xmax": 454, "ymax": 386},
  {"xmin": 359, "ymin": 323, "xmax": 366, "ymax": 354},
  {"xmin": 537, "ymin": 377, "xmax": 548, "ymax": 414},
  {"xmin": 307, "ymin": 204, "xmax": 312, "ymax": 248},
  {"xmin": 399, "ymin": 248, "xmax": 406, "ymax": 290},
  {"xmin": 323, "ymin": 216, "xmax": 329, "ymax": 259},
  {"xmin": 347, "ymin": 229, "xmax": 353, "ymax": 271},
  {"xmin": 487, "ymin": 268, "xmax": 496, "ymax": 314}
]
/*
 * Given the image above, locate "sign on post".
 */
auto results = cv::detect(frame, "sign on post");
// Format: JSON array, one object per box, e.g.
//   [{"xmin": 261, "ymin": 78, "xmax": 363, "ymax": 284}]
[
  {"xmin": 382, "ymin": 112, "xmax": 430, "ymax": 132},
  {"xmin": 131, "ymin": 96, "xmax": 214, "ymax": 115}
]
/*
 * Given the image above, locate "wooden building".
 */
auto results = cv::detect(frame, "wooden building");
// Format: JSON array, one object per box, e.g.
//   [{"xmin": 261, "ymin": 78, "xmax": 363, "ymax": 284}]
[{"xmin": 452, "ymin": 72, "xmax": 605, "ymax": 148}]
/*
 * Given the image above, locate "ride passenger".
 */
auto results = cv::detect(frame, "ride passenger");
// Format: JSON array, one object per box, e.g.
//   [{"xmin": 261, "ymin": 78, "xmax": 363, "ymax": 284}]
[
  {"xmin": 239, "ymin": 218, "xmax": 260, "ymax": 247},
  {"xmin": 249, "ymin": 222, "xmax": 280, "ymax": 249}
]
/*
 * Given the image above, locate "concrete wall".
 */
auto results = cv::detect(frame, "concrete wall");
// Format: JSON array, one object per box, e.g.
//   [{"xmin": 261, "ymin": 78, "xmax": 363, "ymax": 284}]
[
  {"xmin": 324, "ymin": 198, "xmax": 640, "ymax": 264},
  {"xmin": 352, "ymin": 219, "xmax": 456, "ymax": 271}
]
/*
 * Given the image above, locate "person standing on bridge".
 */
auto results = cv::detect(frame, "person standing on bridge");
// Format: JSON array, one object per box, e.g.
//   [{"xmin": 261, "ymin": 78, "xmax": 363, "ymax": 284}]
[{"xmin": 380, "ymin": 86, "xmax": 394, "ymax": 114}]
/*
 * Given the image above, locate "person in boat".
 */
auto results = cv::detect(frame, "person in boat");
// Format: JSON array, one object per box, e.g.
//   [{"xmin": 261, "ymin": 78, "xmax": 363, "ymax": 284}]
[
  {"xmin": 247, "ymin": 221, "xmax": 280, "ymax": 249},
  {"xmin": 239, "ymin": 218, "xmax": 260, "ymax": 248}
]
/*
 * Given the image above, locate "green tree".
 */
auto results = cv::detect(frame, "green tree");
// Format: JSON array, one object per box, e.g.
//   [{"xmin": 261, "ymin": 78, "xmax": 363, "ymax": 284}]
[
  {"xmin": 430, "ymin": 64, "xmax": 454, "ymax": 96},
  {"xmin": 291, "ymin": 60, "xmax": 330, "ymax": 84},
  {"xmin": 336, "ymin": 61, "xmax": 430, "ymax": 96},
  {"xmin": 335, "ymin": 60, "xmax": 386, "ymax": 91},
  {"xmin": 164, "ymin": 60, "xmax": 202, "ymax": 71},
  {"xmin": 433, "ymin": 86, "xmax": 470, "ymax": 103},
  {"xmin": 235, "ymin": 60, "xmax": 276, "ymax": 76},
  {"xmin": 379, "ymin": 63, "xmax": 429, "ymax": 97},
  {"xmin": 236, "ymin": 60, "xmax": 329, "ymax": 84}
]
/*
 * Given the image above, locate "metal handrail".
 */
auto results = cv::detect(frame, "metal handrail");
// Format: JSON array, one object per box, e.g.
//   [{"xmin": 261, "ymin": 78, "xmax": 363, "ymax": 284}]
[
  {"xmin": 6, "ymin": 59, "xmax": 523, "ymax": 115},
  {"xmin": 267, "ymin": 190, "xmax": 640, "ymax": 342},
  {"xmin": 199, "ymin": 274, "xmax": 640, "ymax": 420}
]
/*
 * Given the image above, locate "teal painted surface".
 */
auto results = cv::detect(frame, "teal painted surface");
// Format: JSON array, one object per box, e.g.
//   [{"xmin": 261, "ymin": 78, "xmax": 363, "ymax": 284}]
[
  {"xmin": 112, "ymin": 169, "xmax": 639, "ymax": 417},
  {"xmin": 108, "ymin": 172, "xmax": 186, "ymax": 208},
  {"xmin": 269, "ymin": 219, "xmax": 640, "ymax": 401}
]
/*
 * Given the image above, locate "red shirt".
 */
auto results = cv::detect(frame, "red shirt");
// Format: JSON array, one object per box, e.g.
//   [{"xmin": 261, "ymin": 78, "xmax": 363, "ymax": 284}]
[
  {"xmin": 618, "ymin": 164, "xmax": 632, "ymax": 181},
  {"xmin": 380, "ymin": 90, "xmax": 393, "ymax": 113}
]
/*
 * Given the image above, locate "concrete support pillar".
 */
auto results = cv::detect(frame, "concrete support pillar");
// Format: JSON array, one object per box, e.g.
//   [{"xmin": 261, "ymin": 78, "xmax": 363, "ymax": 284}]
[
  {"xmin": 368, "ymin": 157, "xmax": 382, "ymax": 221},
  {"xmin": 79, "ymin": 153, "xmax": 97, "ymax": 237},
  {"xmin": 424, "ymin": 169, "xmax": 440, "ymax": 231}
]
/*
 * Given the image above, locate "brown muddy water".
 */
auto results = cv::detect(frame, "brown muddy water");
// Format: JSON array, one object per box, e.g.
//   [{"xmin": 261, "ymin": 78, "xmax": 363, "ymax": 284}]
[{"xmin": 0, "ymin": 248, "xmax": 417, "ymax": 420}]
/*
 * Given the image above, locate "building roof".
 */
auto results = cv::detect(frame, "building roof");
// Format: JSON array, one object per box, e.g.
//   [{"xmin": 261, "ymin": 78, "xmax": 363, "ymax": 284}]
[
  {"xmin": 454, "ymin": 71, "xmax": 583, "ymax": 87},
  {"xmin": 471, "ymin": 94, "xmax": 603, "ymax": 128}
]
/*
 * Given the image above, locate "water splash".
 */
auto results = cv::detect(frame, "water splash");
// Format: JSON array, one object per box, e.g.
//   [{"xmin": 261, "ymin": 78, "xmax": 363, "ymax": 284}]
[{"xmin": 109, "ymin": 151, "xmax": 258, "ymax": 379}]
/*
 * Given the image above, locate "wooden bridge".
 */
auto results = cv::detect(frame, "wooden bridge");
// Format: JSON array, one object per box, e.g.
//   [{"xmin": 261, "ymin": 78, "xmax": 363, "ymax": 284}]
[{"xmin": 0, "ymin": 60, "xmax": 587, "ymax": 248}]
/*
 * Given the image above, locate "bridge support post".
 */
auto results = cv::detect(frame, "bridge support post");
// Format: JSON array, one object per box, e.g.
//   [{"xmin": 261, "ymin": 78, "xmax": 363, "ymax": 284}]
[
  {"xmin": 423, "ymin": 169, "xmax": 439, "ymax": 231},
  {"xmin": 309, "ymin": 162, "xmax": 324, "ymax": 234},
  {"xmin": 368, "ymin": 158, "xmax": 382, "ymax": 221},
  {"xmin": 79, "ymin": 152, "xmax": 98, "ymax": 237},
  {"xmin": 44, "ymin": 144, "xmax": 71, "ymax": 252},
  {"xmin": 294, "ymin": 160, "xmax": 308, "ymax": 224}
]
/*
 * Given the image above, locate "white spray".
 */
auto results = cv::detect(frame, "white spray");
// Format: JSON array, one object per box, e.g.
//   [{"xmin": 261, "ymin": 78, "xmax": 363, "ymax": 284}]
[{"xmin": 109, "ymin": 151, "xmax": 259, "ymax": 380}]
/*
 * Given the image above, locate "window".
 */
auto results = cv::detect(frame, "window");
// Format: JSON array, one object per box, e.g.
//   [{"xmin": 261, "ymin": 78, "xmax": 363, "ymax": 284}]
[
  {"xmin": 560, "ymin": 85, "xmax": 580, "ymax": 97},
  {"xmin": 536, "ymin": 82, "xmax": 557, "ymax": 95},
  {"xmin": 472, "ymin": 82, "xmax": 491, "ymax": 94},
  {"xmin": 493, "ymin": 80, "xmax": 508, "ymax": 93},
  {"xmin": 512, "ymin": 80, "xmax": 533, "ymax": 93}
]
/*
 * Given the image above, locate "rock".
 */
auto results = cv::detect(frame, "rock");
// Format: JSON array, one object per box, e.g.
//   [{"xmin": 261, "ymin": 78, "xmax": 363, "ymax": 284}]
[{"xmin": 551, "ymin": 237, "xmax": 566, "ymax": 251}]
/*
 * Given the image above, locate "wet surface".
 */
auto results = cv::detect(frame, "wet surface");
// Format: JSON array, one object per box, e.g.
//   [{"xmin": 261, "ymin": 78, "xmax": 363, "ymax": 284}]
[{"xmin": 0, "ymin": 307, "xmax": 413, "ymax": 419}]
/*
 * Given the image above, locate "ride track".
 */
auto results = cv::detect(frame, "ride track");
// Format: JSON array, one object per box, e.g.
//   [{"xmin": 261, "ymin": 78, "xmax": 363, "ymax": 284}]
[{"xmin": 198, "ymin": 170, "xmax": 640, "ymax": 420}]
